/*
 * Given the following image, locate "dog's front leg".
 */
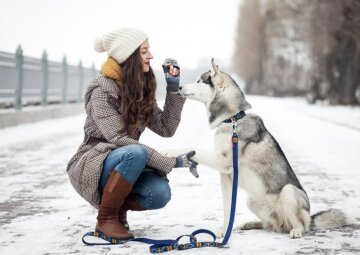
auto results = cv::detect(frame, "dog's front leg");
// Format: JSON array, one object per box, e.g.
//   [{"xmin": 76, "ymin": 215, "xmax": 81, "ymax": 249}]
[
  {"xmin": 217, "ymin": 172, "xmax": 233, "ymax": 238},
  {"xmin": 162, "ymin": 148, "xmax": 227, "ymax": 172},
  {"xmin": 192, "ymin": 150, "xmax": 227, "ymax": 172}
]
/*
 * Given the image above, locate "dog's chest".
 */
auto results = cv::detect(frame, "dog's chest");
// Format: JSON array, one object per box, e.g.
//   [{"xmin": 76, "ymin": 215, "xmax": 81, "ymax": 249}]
[
  {"xmin": 214, "ymin": 130, "xmax": 247, "ymax": 169},
  {"xmin": 214, "ymin": 131, "xmax": 232, "ymax": 156},
  {"xmin": 214, "ymin": 128, "xmax": 246, "ymax": 160}
]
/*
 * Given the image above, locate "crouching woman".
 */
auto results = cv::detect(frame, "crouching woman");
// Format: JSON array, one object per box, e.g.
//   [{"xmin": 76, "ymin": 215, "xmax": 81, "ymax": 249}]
[{"xmin": 66, "ymin": 28, "xmax": 196, "ymax": 241}]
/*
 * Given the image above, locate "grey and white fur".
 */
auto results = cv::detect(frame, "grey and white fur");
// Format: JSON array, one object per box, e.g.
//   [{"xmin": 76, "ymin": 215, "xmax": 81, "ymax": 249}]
[{"xmin": 163, "ymin": 59, "xmax": 354, "ymax": 238}]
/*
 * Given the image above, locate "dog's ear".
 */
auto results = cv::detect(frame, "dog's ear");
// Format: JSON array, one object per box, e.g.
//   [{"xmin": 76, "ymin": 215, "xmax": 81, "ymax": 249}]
[
  {"xmin": 210, "ymin": 58, "xmax": 220, "ymax": 77},
  {"xmin": 210, "ymin": 58, "xmax": 215, "ymax": 76},
  {"xmin": 210, "ymin": 65, "xmax": 216, "ymax": 76}
]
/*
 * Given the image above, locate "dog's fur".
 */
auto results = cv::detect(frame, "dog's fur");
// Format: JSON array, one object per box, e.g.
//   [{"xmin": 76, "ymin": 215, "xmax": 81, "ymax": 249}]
[{"xmin": 164, "ymin": 59, "xmax": 353, "ymax": 238}]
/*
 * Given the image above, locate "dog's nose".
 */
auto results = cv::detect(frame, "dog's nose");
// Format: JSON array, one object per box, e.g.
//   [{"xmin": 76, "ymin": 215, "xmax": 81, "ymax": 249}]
[{"xmin": 179, "ymin": 86, "xmax": 183, "ymax": 90}]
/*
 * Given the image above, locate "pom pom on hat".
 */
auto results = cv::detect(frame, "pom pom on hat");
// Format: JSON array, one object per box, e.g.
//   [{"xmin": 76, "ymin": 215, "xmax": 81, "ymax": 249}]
[
  {"xmin": 94, "ymin": 36, "xmax": 105, "ymax": 52},
  {"xmin": 94, "ymin": 27, "xmax": 148, "ymax": 64}
]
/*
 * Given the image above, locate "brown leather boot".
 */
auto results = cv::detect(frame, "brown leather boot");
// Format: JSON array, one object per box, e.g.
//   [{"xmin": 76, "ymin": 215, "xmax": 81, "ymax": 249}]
[
  {"xmin": 118, "ymin": 195, "xmax": 146, "ymax": 230},
  {"xmin": 96, "ymin": 171, "xmax": 134, "ymax": 240}
]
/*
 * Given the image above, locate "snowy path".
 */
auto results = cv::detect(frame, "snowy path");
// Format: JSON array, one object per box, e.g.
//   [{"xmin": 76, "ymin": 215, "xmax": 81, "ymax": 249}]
[{"xmin": 0, "ymin": 96, "xmax": 359, "ymax": 255}]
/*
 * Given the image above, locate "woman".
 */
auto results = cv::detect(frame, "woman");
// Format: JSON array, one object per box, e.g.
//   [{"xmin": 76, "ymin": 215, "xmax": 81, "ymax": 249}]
[{"xmin": 66, "ymin": 27, "xmax": 196, "ymax": 241}]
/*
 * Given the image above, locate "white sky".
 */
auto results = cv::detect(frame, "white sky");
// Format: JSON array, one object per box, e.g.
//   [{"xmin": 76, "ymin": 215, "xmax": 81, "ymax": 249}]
[{"xmin": 0, "ymin": 0, "xmax": 242, "ymax": 69}]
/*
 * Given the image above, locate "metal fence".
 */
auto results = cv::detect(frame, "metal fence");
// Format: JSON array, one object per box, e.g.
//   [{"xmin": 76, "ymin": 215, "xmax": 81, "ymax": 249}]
[{"xmin": 0, "ymin": 45, "xmax": 98, "ymax": 109}]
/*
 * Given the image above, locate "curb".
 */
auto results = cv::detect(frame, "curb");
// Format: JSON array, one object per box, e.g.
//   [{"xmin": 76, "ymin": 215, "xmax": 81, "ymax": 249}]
[{"xmin": 0, "ymin": 103, "xmax": 84, "ymax": 129}]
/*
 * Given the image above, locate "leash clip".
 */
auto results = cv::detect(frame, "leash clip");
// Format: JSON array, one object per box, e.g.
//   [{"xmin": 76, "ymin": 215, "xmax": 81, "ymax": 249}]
[
  {"xmin": 231, "ymin": 117, "xmax": 237, "ymax": 134},
  {"xmin": 231, "ymin": 117, "xmax": 238, "ymax": 144}
]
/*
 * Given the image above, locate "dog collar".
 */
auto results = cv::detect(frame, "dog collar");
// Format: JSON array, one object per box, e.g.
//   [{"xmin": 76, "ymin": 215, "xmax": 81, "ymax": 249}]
[{"xmin": 223, "ymin": 111, "xmax": 246, "ymax": 124}]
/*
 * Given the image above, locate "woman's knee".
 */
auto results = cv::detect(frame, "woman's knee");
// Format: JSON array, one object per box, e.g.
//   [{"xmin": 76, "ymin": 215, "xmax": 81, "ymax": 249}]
[
  {"xmin": 124, "ymin": 144, "xmax": 148, "ymax": 165},
  {"xmin": 112, "ymin": 145, "xmax": 148, "ymax": 183}
]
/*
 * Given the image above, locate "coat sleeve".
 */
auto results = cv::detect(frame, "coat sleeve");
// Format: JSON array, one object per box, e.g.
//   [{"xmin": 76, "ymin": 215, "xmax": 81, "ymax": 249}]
[
  {"xmin": 91, "ymin": 87, "xmax": 176, "ymax": 174},
  {"xmin": 148, "ymin": 93, "xmax": 186, "ymax": 137}
]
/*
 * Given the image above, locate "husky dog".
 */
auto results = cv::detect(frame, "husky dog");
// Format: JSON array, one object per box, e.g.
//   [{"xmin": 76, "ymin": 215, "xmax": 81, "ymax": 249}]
[{"xmin": 164, "ymin": 59, "xmax": 353, "ymax": 238}]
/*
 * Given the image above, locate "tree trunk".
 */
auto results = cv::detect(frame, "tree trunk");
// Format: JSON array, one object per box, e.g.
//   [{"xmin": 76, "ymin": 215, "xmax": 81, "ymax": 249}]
[{"xmin": 328, "ymin": 32, "xmax": 360, "ymax": 105}]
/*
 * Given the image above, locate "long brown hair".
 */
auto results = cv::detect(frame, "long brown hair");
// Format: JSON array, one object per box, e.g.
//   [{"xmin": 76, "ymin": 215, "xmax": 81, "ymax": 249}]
[{"xmin": 115, "ymin": 48, "xmax": 156, "ymax": 139}]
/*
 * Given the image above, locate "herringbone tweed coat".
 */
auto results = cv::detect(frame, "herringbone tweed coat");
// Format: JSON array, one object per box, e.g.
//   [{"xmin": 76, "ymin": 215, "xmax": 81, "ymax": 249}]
[{"xmin": 66, "ymin": 74, "xmax": 186, "ymax": 208}]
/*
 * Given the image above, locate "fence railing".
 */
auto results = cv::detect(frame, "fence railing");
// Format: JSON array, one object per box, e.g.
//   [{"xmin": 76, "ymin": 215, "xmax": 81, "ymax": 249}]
[{"xmin": 0, "ymin": 45, "xmax": 98, "ymax": 109}]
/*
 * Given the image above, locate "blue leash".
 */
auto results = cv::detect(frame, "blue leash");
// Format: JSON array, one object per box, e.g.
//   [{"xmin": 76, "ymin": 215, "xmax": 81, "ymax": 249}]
[
  {"xmin": 82, "ymin": 228, "xmax": 223, "ymax": 253},
  {"xmin": 82, "ymin": 113, "xmax": 243, "ymax": 253}
]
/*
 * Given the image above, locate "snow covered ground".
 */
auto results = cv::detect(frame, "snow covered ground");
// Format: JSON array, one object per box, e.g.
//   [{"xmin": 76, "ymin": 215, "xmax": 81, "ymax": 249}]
[{"xmin": 0, "ymin": 96, "xmax": 359, "ymax": 255}]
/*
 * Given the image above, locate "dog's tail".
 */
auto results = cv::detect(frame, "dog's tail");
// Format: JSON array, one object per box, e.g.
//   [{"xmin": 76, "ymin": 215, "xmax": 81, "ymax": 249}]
[{"xmin": 311, "ymin": 209, "xmax": 356, "ymax": 230}]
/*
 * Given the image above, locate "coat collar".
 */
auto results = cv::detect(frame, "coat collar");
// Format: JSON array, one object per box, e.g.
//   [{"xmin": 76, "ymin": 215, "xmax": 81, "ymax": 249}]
[{"xmin": 97, "ymin": 74, "xmax": 120, "ymax": 94}]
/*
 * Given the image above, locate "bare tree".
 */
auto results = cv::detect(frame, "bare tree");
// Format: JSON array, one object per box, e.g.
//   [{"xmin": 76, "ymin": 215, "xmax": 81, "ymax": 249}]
[
  {"xmin": 328, "ymin": 0, "xmax": 360, "ymax": 104},
  {"xmin": 233, "ymin": 0, "xmax": 265, "ymax": 94},
  {"xmin": 234, "ymin": 0, "xmax": 360, "ymax": 105},
  {"xmin": 262, "ymin": 0, "xmax": 313, "ymax": 96},
  {"xmin": 234, "ymin": 0, "xmax": 313, "ymax": 96},
  {"xmin": 310, "ymin": 0, "xmax": 360, "ymax": 105}
]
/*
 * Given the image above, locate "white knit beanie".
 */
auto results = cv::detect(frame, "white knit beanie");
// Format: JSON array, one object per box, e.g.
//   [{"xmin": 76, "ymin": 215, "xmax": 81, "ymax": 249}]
[{"xmin": 94, "ymin": 27, "xmax": 148, "ymax": 64}]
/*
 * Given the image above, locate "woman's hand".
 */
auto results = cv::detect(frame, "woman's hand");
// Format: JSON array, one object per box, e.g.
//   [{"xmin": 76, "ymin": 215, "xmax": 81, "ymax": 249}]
[
  {"xmin": 162, "ymin": 58, "xmax": 180, "ymax": 93},
  {"xmin": 174, "ymin": 151, "xmax": 199, "ymax": 178}
]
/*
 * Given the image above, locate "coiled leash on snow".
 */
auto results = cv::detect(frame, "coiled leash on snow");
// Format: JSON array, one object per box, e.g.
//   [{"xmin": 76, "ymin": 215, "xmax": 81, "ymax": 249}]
[{"xmin": 82, "ymin": 112, "xmax": 245, "ymax": 253}]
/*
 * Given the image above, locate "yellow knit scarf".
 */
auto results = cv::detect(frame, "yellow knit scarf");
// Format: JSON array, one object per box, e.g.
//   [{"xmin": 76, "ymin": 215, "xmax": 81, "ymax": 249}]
[{"xmin": 101, "ymin": 57, "xmax": 122, "ymax": 81}]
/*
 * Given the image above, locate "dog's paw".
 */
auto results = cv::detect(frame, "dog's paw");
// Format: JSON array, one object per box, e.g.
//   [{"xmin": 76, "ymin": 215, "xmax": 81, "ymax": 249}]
[
  {"xmin": 289, "ymin": 228, "xmax": 302, "ymax": 239},
  {"xmin": 240, "ymin": 221, "xmax": 263, "ymax": 230}
]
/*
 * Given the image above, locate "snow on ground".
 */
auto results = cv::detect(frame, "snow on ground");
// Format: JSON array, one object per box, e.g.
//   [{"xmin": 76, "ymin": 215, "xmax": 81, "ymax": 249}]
[{"xmin": 0, "ymin": 96, "xmax": 359, "ymax": 255}]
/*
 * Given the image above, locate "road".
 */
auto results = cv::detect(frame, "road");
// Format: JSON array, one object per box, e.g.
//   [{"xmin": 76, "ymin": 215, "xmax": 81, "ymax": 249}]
[{"xmin": 0, "ymin": 96, "xmax": 359, "ymax": 254}]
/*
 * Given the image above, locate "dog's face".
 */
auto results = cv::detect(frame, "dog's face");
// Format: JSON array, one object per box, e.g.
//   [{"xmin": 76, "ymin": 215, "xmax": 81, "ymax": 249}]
[
  {"xmin": 180, "ymin": 59, "xmax": 239, "ymax": 103},
  {"xmin": 180, "ymin": 58, "xmax": 251, "ymax": 127},
  {"xmin": 180, "ymin": 70, "xmax": 215, "ymax": 103}
]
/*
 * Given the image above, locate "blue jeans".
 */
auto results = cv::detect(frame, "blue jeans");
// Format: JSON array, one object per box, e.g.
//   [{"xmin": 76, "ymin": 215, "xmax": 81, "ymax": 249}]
[{"xmin": 99, "ymin": 144, "xmax": 171, "ymax": 210}]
